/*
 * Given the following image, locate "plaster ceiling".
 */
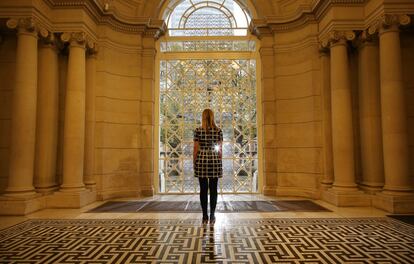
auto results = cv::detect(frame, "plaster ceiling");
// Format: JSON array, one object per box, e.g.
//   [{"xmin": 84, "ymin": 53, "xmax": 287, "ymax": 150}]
[{"xmin": 106, "ymin": 0, "xmax": 320, "ymax": 19}]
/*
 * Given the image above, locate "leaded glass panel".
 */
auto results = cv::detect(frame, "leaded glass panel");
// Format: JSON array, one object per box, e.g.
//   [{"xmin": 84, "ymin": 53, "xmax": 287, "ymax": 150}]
[
  {"xmin": 159, "ymin": 59, "xmax": 258, "ymax": 193},
  {"xmin": 165, "ymin": 0, "xmax": 250, "ymax": 36},
  {"xmin": 160, "ymin": 40, "xmax": 255, "ymax": 52}
]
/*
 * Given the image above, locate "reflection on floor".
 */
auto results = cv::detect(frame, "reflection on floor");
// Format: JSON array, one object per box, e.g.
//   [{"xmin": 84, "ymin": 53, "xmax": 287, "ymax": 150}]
[
  {"xmin": 89, "ymin": 200, "xmax": 331, "ymax": 213},
  {"xmin": 1, "ymin": 195, "xmax": 412, "ymax": 263}
]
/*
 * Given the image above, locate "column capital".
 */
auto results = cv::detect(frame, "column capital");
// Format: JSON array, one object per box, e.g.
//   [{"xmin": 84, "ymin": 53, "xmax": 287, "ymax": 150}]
[
  {"xmin": 86, "ymin": 41, "xmax": 98, "ymax": 58},
  {"xmin": 354, "ymin": 30, "xmax": 378, "ymax": 49},
  {"xmin": 38, "ymin": 29, "xmax": 61, "ymax": 51},
  {"xmin": 323, "ymin": 30, "xmax": 356, "ymax": 48},
  {"xmin": 369, "ymin": 14, "xmax": 411, "ymax": 35},
  {"xmin": 6, "ymin": 18, "xmax": 39, "ymax": 37},
  {"xmin": 319, "ymin": 41, "xmax": 330, "ymax": 55},
  {"xmin": 61, "ymin": 32, "xmax": 87, "ymax": 48}
]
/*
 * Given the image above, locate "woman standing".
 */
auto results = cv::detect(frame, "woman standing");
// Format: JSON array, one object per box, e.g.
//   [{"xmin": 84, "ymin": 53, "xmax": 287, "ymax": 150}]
[{"xmin": 193, "ymin": 109, "xmax": 223, "ymax": 224}]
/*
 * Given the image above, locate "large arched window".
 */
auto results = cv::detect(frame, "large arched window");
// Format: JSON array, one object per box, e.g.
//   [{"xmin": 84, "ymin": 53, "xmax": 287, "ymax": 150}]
[
  {"xmin": 156, "ymin": 0, "xmax": 260, "ymax": 194},
  {"xmin": 163, "ymin": 0, "xmax": 251, "ymax": 36}
]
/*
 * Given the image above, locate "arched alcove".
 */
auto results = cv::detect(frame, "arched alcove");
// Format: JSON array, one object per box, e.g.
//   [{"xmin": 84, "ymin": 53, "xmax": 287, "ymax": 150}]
[{"xmin": 154, "ymin": 0, "xmax": 262, "ymax": 194}]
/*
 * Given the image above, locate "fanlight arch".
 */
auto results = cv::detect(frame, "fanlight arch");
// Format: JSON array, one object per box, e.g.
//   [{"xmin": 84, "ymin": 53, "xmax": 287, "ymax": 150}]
[{"xmin": 162, "ymin": 0, "xmax": 252, "ymax": 36}]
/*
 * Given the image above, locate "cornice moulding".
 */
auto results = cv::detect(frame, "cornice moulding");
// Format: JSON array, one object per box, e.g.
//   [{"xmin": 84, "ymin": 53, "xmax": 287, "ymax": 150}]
[
  {"xmin": 314, "ymin": 0, "xmax": 366, "ymax": 19},
  {"xmin": 317, "ymin": 20, "xmax": 365, "ymax": 41},
  {"xmin": 273, "ymin": 36, "xmax": 319, "ymax": 53},
  {"xmin": 43, "ymin": 0, "xmax": 163, "ymax": 36},
  {"xmin": 98, "ymin": 37, "xmax": 144, "ymax": 53},
  {"xmin": 253, "ymin": 0, "xmax": 368, "ymax": 34}
]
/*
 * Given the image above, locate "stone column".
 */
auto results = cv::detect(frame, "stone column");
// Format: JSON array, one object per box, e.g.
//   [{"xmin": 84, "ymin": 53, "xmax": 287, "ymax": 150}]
[
  {"xmin": 34, "ymin": 30, "xmax": 59, "ymax": 193},
  {"xmin": 60, "ymin": 32, "xmax": 87, "ymax": 191},
  {"xmin": 371, "ymin": 14, "xmax": 414, "ymax": 213},
  {"xmin": 322, "ymin": 31, "xmax": 369, "ymax": 206},
  {"xmin": 357, "ymin": 31, "xmax": 384, "ymax": 193},
  {"xmin": 84, "ymin": 44, "xmax": 98, "ymax": 189},
  {"xmin": 319, "ymin": 46, "xmax": 334, "ymax": 189},
  {"xmin": 378, "ymin": 15, "xmax": 412, "ymax": 194},
  {"xmin": 330, "ymin": 31, "xmax": 358, "ymax": 190},
  {"xmin": 47, "ymin": 32, "xmax": 96, "ymax": 208},
  {"xmin": 4, "ymin": 18, "xmax": 38, "ymax": 196}
]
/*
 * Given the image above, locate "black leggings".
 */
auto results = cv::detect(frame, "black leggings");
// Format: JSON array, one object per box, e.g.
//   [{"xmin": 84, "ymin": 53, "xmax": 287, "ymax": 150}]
[{"xmin": 198, "ymin": 177, "xmax": 218, "ymax": 218}]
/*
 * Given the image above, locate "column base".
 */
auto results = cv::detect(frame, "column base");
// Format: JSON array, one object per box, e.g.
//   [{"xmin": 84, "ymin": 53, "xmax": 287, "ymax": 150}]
[
  {"xmin": 141, "ymin": 186, "xmax": 154, "ymax": 197},
  {"xmin": 263, "ymin": 185, "xmax": 276, "ymax": 196},
  {"xmin": 47, "ymin": 189, "xmax": 96, "ymax": 208},
  {"xmin": 373, "ymin": 192, "xmax": 414, "ymax": 213},
  {"xmin": 359, "ymin": 183, "xmax": 383, "ymax": 194},
  {"xmin": 320, "ymin": 181, "xmax": 333, "ymax": 191},
  {"xmin": 0, "ymin": 194, "xmax": 46, "ymax": 215},
  {"xmin": 35, "ymin": 185, "xmax": 59, "ymax": 194},
  {"xmin": 322, "ymin": 187, "xmax": 371, "ymax": 207}
]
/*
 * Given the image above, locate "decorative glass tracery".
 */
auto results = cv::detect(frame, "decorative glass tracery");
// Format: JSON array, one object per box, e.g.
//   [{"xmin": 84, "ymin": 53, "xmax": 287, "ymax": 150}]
[
  {"xmin": 160, "ymin": 40, "xmax": 256, "ymax": 52},
  {"xmin": 164, "ymin": 0, "xmax": 251, "ymax": 36},
  {"xmin": 159, "ymin": 60, "xmax": 258, "ymax": 193}
]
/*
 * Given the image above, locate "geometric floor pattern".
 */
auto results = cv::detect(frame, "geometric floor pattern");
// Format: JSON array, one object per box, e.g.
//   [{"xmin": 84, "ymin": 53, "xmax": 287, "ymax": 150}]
[{"xmin": 1, "ymin": 218, "xmax": 414, "ymax": 263}]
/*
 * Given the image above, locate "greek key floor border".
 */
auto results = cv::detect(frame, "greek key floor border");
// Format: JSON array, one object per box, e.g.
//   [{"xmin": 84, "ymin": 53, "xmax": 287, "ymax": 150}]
[{"xmin": 1, "ymin": 218, "xmax": 413, "ymax": 263}]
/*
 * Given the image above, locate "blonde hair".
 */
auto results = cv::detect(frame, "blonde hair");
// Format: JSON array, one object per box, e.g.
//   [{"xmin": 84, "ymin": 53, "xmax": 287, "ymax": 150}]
[{"xmin": 202, "ymin": 109, "xmax": 218, "ymax": 132}]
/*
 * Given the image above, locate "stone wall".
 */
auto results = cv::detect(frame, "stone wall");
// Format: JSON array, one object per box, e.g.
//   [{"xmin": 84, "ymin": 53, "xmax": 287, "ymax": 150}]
[
  {"xmin": 94, "ymin": 28, "xmax": 142, "ymax": 200},
  {"xmin": 273, "ymin": 24, "xmax": 323, "ymax": 198}
]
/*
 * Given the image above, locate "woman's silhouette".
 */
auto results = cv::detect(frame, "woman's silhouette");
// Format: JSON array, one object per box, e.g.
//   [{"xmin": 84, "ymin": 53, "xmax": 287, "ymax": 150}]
[{"xmin": 193, "ymin": 109, "xmax": 223, "ymax": 224}]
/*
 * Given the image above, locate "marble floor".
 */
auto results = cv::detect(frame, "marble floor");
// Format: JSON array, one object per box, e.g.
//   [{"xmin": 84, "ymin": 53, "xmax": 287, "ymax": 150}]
[
  {"xmin": 2, "ymin": 195, "xmax": 412, "ymax": 264},
  {"xmin": 0, "ymin": 194, "xmax": 389, "ymax": 230}
]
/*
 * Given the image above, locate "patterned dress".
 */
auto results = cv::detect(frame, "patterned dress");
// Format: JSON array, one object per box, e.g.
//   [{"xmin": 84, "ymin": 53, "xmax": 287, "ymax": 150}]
[{"xmin": 194, "ymin": 127, "xmax": 223, "ymax": 178}]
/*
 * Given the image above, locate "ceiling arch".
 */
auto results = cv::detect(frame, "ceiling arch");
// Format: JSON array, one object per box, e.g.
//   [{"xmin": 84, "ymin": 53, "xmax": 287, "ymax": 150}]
[{"xmin": 109, "ymin": 0, "xmax": 320, "ymax": 21}]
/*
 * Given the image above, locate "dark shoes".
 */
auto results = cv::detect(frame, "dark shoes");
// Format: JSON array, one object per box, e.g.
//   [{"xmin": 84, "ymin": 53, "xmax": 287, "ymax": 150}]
[
  {"xmin": 202, "ymin": 216, "xmax": 209, "ymax": 224},
  {"xmin": 209, "ymin": 215, "xmax": 216, "ymax": 224},
  {"xmin": 202, "ymin": 215, "xmax": 216, "ymax": 224}
]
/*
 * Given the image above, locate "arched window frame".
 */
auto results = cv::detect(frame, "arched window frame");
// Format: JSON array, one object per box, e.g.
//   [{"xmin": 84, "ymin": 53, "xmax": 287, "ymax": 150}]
[{"xmin": 163, "ymin": 0, "xmax": 252, "ymax": 37}]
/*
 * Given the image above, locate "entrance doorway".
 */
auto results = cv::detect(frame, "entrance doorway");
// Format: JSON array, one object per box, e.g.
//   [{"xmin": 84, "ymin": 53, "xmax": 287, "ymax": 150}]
[{"xmin": 155, "ymin": 0, "xmax": 261, "ymax": 194}]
